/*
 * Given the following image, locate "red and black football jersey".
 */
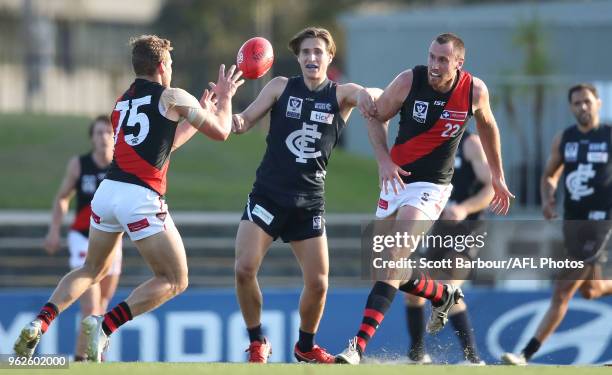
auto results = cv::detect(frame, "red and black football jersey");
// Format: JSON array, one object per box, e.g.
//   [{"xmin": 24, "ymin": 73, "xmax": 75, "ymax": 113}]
[
  {"xmin": 70, "ymin": 153, "xmax": 108, "ymax": 236},
  {"xmin": 106, "ymin": 79, "xmax": 177, "ymax": 195},
  {"xmin": 392, "ymin": 65, "xmax": 473, "ymax": 185}
]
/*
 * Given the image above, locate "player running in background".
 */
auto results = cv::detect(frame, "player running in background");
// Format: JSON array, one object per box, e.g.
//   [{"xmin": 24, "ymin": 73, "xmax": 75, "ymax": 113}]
[
  {"xmin": 502, "ymin": 83, "xmax": 612, "ymax": 365},
  {"xmin": 404, "ymin": 131, "xmax": 493, "ymax": 365},
  {"xmin": 232, "ymin": 27, "xmax": 381, "ymax": 363},
  {"xmin": 42, "ymin": 115, "xmax": 123, "ymax": 361},
  {"xmin": 14, "ymin": 34, "xmax": 244, "ymax": 361},
  {"xmin": 336, "ymin": 32, "xmax": 514, "ymax": 365}
]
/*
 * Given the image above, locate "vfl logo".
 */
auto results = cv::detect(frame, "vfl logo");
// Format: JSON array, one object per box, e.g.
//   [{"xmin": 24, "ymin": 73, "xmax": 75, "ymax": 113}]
[
  {"xmin": 566, "ymin": 163, "xmax": 595, "ymax": 201},
  {"xmin": 565, "ymin": 142, "xmax": 579, "ymax": 162},
  {"xmin": 412, "ymin": 100, "xmax": 429, "ymax": 123},
  {"xmin": 81, "ymin": 175, "xmax": 98, "ymax": 194},
  {"xmin": 286, "ymin": 96, "xmax": 303, "ymax": 119},
  {"xmin": 285, "ymin": 123, "xmax": 322, "ymax": 163},
  {"xmin": 487, "ymin": 299, "xmax": 612, "ymax": 364}
]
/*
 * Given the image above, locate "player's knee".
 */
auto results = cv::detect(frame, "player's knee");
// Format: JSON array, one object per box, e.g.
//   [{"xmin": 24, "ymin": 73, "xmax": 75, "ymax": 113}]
[
  {"xmin": 305, "ymin": 275, "xmax": 328, "ymax": 297},
  {"xmin": 83, "ymin": 261, "xmax": 109, "ymax": 283},
  {"xmin": 171, "ymin": 276, "xmax": 189, "ymax": 296},
  {"xmin": 579, "ymin": 286, "xmax": 599, "ymax": 300},
  {"xmin": 235, "ymin": 261, "xmax": 258, "ymax": 284}
]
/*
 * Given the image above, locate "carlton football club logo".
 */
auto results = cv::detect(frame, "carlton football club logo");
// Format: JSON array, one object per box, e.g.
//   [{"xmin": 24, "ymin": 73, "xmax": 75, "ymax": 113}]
[
  {"xmin": 285, "ymin": 123, "xmax": 322, "ymax": 163},
  {"xmin": 566, "ymin": 163, "xmax": 595, "ymax": 201},
  {"xmin": 413, "ymin": 100, "xmax": 429, "ymax": 123}
]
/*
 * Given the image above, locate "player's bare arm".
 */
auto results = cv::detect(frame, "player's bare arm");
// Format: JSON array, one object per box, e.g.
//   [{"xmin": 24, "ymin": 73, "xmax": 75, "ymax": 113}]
[
  {"xmin": 472, "ymin": 76, "xmax": 514, "ymax": 215},
  {"xmin": 358, "ymin": 70, "xmax": 413, "ymax": 122},
  {"xmin": 232, "ymin": 76, "xmax": 288, "ymax": 135},
  {"xmin": 540, "ymin": 132, "xmax": 564, "ymax": 220},
  {"xmin": 336, "ymin": 84, "xmax": 382, "ymax": 122},
  {"xmin": 445, "ymin": 134, "xmax": 494, "ymax": 220},
  {"xmin": 172, "ymin": 89, "xmax": 217, "ymax": 151},
  {"xmin": 367, "ymin": 117, "xmax": 410, "ymax": 195},
  {"xmin": 43, "ymin": 156, "xmax": 79, "ymax": 254}
]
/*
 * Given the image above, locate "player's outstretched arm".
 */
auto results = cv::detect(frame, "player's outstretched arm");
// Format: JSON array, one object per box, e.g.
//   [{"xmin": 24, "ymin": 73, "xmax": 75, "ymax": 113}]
[
  {"xmin": 172, "ymin": 89, "xmax": 217, "ymax": 151},
  {"xmin": 232, "ymin": 76, "xmax": 287, "ymax": 135},
  {"xmin": 167, "ymin": 65, "xmax": 244, "ymax": 143},
  {"xmin": 472, "ymin": 77, "xmax": 515, "ymax": 215},
  {"xmin": 367, "ymin": 117, "xmax": 409, "ymax": 195},
  {"xmin": 358, "ymin": 70, "xmax": 412, "ymax": 122},
  {"xmin": 540, "ymin": 132, "xmax": 564, "ymax": 220},
  {"xmin": 44, "ymin": 157, "xmax": 79, "ymax": 254}
]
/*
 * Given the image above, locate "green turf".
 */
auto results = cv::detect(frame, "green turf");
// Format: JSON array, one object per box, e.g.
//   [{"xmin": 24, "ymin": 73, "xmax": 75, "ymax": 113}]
[
  {"xmin": 7, "ymin": 362, "xmax": 611, "ymax": 375},
  {"xmin": 0, "ymin": 113, "xmax": 379, "ymax": 212}
]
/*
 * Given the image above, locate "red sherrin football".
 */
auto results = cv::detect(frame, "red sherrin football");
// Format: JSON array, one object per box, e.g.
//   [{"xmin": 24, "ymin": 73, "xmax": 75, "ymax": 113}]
[{"xmin": 237, "ymin": 37, "xmax": 274, "ymax": 79}]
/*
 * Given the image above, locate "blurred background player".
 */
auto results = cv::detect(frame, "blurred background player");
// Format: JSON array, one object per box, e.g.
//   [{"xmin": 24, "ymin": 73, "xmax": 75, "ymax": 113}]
[
  {"xmin": 42, "ymin": 115, "xmax": 123, "ymax": 361},
  {"xmin": 404, "ymin": 131, "xmax": 493, "ymax": 365},
  {"xmin": 14, "ymin": 34, "xmax": 244, "ymax": 361},
  {"xmin": 502, "ymin": 83, "xmax": 612, "ymax": 365},
  {"xmin": 232, "ymin": 27, "xmax": 381, "ymax": 363},
  {"xmin": 336, "ymin": 32, "xmax": 514, "ymax": 365}
]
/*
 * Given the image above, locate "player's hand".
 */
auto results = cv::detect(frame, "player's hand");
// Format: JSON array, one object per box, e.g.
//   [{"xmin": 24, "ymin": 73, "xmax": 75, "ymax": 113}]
[
  {"xmin": 489, "ymin": 176, "xmax": 514, "ymax": 215},
  {"xmin": 43, "ymin": 231, "xmax": 61, "ymax": 255},
  {"xmin": 232, "ymin": 114, "xmax": 248, "ymax": 134},
  {"xmin": 357, "ymin": 89, "xmax": 378, "ymax": 120},
  {"xmin": 542, "ymin": 197, "xmax": 558, "ymax": 220},
  {"xmin": 199, "ymin": 89, "xmax": 217, "ymax": 112},
  {"xmin": 378, "ymin": 157, "xmax": 411, "ymax": 195},
  {"xmin": 441, "ymin": 203, "xmax": 468, "ymax": 221},
  {"xmin": 209, "ymin": 64, "xmax": 245, "ymax": 99}
]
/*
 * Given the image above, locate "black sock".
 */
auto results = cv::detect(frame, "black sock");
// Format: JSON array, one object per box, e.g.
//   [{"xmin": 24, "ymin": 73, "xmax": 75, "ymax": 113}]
[
  {"xmin": 247, "ymin": 324, "xmax": 265, "ymax": 343},
  {"xmin": 297, "ymin": 329, "xmax": 315, "ymax": 352},
  {"xmin": 522, "ymin": 337, "xmax": 541, "ymax": 360},
  {"xmin": 449, "ymin": 310, "xmax": 479, "ymax": 362},
  {"xmin": 355, "ymin": 281, "xmax": 398, "ymax": 353},
  {"xmin": 406, "ymin": 305, "xmax": 426, "ymax": 360},
  {"xmin": 101, "ymin": 301, "xmax": 133, "ymax": 336},
  {"xmin": 399, "ymin": 272, "xmax": 447, "ymax": 307}
]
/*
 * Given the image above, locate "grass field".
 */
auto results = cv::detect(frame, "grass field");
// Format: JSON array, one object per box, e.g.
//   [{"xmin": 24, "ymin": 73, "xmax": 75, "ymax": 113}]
[
  {"xmin": 0, "ymin": 113, "xmax": 379, "ymax": 212},
  {"xmin": 7, "ymin": 362, "xmax": 611, "ymax": 375}
]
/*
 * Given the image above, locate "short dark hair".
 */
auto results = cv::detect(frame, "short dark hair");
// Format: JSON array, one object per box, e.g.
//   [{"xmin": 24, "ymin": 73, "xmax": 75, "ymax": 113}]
[
  {"xmin": 89, "ymin": 115, "xmax": 111, "ymax": 138},
  {"xmin": 568, "ymin": 83, "xmax": 598, "ymax": 102},
  {"xmin": 288, "ymin": 27, "xmax": 336, "ymax": 57},
  {"xmin": 130, "ymin": 35, "xmax": 173, "ymax": 76},
  {"xmin": 434, "ymin": 33, "xmax": 465, "ymax": 59}
]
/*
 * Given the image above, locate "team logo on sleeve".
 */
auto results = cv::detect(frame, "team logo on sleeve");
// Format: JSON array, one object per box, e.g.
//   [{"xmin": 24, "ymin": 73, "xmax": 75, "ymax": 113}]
[
  {"xmin": 413, "ymin": 100, "xmax": 429, "ymax": 123},
  {"xmin": 286, "ymin": 96, "xmax": 303, "ymax": 119}
]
